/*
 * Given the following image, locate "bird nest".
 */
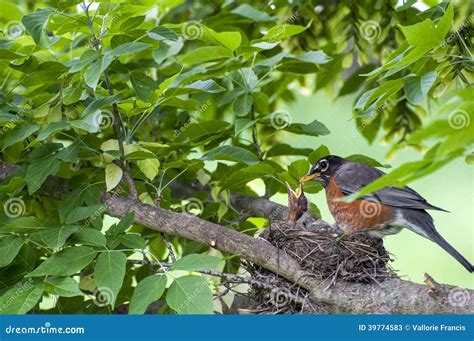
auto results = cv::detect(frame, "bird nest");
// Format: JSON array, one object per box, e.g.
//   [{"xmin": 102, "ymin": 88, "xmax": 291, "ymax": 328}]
[{"xmin": 243, "ymin": 221, "xmax": 394, "ymax": 314}]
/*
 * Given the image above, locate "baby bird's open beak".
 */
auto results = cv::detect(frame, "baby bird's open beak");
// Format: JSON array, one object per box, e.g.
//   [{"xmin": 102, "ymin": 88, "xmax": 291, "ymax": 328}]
[{"xmin": 286, "ymin": 182, "xmax": 308, "ymax": 223}]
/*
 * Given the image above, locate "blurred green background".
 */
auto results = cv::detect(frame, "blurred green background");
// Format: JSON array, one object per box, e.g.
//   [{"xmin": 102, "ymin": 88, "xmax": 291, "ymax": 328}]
[{"xmin": 268, "ymin": 92, "xmax": 473, "ymax": 289}]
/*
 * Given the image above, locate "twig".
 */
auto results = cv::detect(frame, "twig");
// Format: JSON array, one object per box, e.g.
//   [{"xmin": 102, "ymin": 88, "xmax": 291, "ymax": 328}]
[
  {"xmin": 121, "ymin": 165, "xmax": 138, "ymax": 200},
  {"xmin": 128, "ymin": 259, "xmax": 311, "ymax": 308},
  {"xmin": 250, "ymin": 105, "xmax": 263, "ymax": 161},
  {"xmin": 161, "ymin": 232, "xmax": 177, "ymax": 263},
  {"xmin": 81, "ymin": 1, "xmax": 136, "ymax": 199}
]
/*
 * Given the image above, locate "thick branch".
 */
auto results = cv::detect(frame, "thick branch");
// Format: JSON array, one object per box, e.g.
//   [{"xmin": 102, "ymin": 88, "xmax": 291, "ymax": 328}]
[{"xmin": 1, "ymin": 161, "xmax": 472, "ymax": 314}]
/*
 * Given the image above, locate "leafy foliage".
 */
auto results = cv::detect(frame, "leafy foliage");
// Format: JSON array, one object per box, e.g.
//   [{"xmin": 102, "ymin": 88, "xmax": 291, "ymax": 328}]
[{"xmin": 0, "ymin": 0, "xmax": 472, "ymax": 314}]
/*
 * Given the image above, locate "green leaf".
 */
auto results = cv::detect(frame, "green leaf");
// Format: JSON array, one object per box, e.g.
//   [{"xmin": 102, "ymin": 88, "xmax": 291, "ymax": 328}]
[
  {"xmin": 404, "ymin": 71, "xmax": 437, "ymax": 105},
  {"xmin": 131, "ymin": 72, "xmax": 156, "ymax": 101},
  {"xmin": 436, "ymin": 3, "xmax": 454, "ymax": 40},
  {"xmin": 345, "ymin": 154, "xmax": 390, "ymax": 168},
  {"xmin": 233, "ymin": 93, "xmax": 253, "ymax": 117},
  {"xmin": 107, "ymin": 42, "xmax": 151, "ymax": 57},
  {"xmin": 84, "ymin": 55, "xmax": 113, "ymax": 90},
  {"xmin": 293, "ymin": 51, "xmax": 332, "ymax": 64},
  {"xmin": 129, "ymin": 275, "xmax": 167, "ymax": 314},
  {"xmin": 118, "ymin": 234, "xmax": 147, "ymax": 249},
  {"xmin": 3, "ymin": 123, "xmax": 39, "ymax": 149},
  {"xmin": 84, "ymin": 94, "xmax": 121, "ymax": 117},
  {"xmin": 308, "ymin": 145, "xmax": 330, "ymax": 164},
  {"xmin": 202, "ymin": 145, "xmax": 259, "ymax": 165},
  {"xmin": 251, "ymin": 41, "xmax": 279, "ymax": 50},
  {"xmin": 62, "ymin": 82, "xmax": 84, "ymax": 105},
  {"xmin": 74, "ymin": 228, "xmax": 107, "ymax": 247},
  {"xmin": 41, "ymin": 277, "xmax": 83, "ymax": 297},
  {"xmin": 69, "ymin": 50, "xmax": 98, "ymax": 73},
  {"xmin": 70, "ymin": 110, "xmax": 102, "ymax": 133},
  {"xmin": 29, "ymin": 225, "xmax": 79, "ymax": 249},
  {"xmin": 36, "ymin": 121, "xmax": 70, "ymax": 141},
  {"xmin": 0, "ymin": 280, "xmax": 43, "ymax": 314},
  {"xmin": 309, "ymin": 202, "xmax": 321, "ymax": 218},
  {"xmin": 160, "ymin": 97, "xmax": 200, "ymax": 110},
  {"xmin": 175, "ymin": 121, "xmax": 230, "ymax": 143},
  {"xmin": 180, "ymin": 46, "xmax": 233, "ymax": 64},
  {"xmin": 288, "ymin": 159, "xmax": 310, "ymax": 180},
  {"xmin": 206, "ymin": 28, "xmax": 242, "ymax": 51},
  {"xmin": 166, "ymin": 275, "xmax": 213, "ymax": 314},
  {"xmin": 66, "ymin": 205, "xmax": 105, "ymax": 224},
  {"xmin": 28, "ymin": 246, "xmax": 97, "ymax": 276},
  {"xmin": 108, "ymin": 212, "xmax": 135, "ymax": 236},
  {"xmin": 0, "ymin": 235, "xmax": 24, "ymax": 267},
  {"xmin": 231, "ymin": 4, "xmax": 274, "ymax": 22},
  {"xmin": 234, "ymin": 118, "xmax": 257, "ymax": 136},
  {"xmin": 179, "ymin": 80, "xmax": 225, "ymax": 94},
  {"xmin": 137, "ymin": 158, "xmax": 159, "ymax": 181},
  {"xmin": 284, "ymin": 119, "xmax": 330, "ymax": 136},
  {"xmin": 266, "ymin": 144, "xmax": 312, "ymax": 158},
  {"xmin": 105, "ymin": 163, "xmax": 123, "ymax": 191},
  {"xmin": 400, "ymin": 19, "xmax": 440, "ymax": 49},
  {"xmin": 0, "ymin": 216, "xmax": 48, "ymax": 234},
  {"xmin": 94, "ymin": 251, "xmax": 127, "ymax": 307},
  {"xmin": 157, "ymin": 69, "xmax": 182, "ymax": 96},
  {"xmin": 170, "ymin": 254, "xmax": 221, "ymax": 272},
  {"xmin": 25, "ymin": 155, "xmax": 61, "ymax": 194},
  {"xmin": 58, "ymin": 189, "xmax": 84, "ymax": 223},
  {"xmin": 264, "ymin": 24, "xmax": 308, "ymax": 42},
  {"xmin": 222, "ymin": 163, "xmax": 274, "ymax": 191},
  {"xmin": 148, "ymin": 26, "xmax": 179, "ymax": 41},
  {"xmin": 21, "ymin": 8, "xmax": 54, "ymax": 48}
]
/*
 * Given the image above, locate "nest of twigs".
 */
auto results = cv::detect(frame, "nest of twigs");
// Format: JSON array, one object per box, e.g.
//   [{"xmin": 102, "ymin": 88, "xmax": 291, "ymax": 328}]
[{"xmin": 243, "ymin": 221, "xmax": 393, "ymax": 314}]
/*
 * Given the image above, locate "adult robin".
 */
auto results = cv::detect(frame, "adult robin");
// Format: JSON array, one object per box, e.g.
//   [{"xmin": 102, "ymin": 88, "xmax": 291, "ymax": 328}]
[{"xmin": 299, "ymin": 155, "xmax": 473, "ymax": 273}]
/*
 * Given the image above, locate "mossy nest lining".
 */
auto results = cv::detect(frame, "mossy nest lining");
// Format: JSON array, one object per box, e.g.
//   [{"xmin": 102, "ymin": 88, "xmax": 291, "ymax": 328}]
[{"xmin": 244, "ymin": 221, "xmax": 394, "ymax": 314}]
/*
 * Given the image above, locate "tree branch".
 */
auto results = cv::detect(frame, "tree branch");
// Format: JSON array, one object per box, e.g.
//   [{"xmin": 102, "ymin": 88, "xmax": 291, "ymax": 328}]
[{"xmin": 0, "ymin": 160, "xmax": 472, "ymax": 314}]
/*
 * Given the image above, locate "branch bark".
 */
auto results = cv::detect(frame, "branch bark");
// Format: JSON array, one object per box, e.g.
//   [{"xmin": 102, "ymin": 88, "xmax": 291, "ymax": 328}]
[{"xmin": 1, "ymin": 161, "xmax": 472, "ymax": 314}]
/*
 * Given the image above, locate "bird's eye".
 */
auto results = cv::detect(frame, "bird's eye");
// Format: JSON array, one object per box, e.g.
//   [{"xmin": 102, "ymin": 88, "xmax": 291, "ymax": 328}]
[{"xmin": 319, "ymin": 160, "xmax": 329, "ymax": 172}]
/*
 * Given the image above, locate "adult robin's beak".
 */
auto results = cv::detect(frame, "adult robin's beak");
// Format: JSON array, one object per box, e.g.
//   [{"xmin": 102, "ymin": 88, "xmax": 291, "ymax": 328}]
[{"xmin": 299, "ymin": 172, "xmax": 319, "ymax": 183}]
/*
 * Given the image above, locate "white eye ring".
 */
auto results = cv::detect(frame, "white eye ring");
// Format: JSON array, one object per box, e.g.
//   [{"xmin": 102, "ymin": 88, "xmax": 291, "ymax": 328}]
[{"xmin": 319, "ymin": 159, "xmax": 329, "ymax": 172}]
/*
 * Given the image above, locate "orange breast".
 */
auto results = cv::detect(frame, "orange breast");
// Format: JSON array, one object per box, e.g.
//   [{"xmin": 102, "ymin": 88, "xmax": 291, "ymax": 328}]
[{"xmin": 325, "ymin": 176, "xmax": 393, "ymax": 234}]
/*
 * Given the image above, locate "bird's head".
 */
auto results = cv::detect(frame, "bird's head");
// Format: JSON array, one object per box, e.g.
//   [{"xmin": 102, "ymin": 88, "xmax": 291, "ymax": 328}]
[
  {"xmin": 286, "ymin": 182, "xmax": 308, "ymax": 223},
  {"xmin": 299, "ymin": 155, "xmax": 346, "ymax": 187}
]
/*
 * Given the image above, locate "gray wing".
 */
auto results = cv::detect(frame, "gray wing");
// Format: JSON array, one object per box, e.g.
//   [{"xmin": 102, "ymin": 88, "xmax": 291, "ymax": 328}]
[{"xmin": 335, "ymin": 162, "xmax": 448, "ymax": 211}]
